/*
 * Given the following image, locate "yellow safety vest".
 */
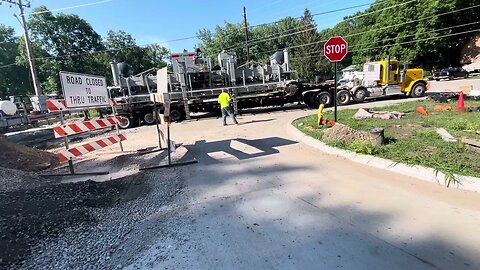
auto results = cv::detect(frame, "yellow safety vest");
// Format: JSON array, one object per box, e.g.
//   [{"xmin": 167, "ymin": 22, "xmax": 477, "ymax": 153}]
[{"xmin": 218, "ymin": 92, "xmax": 231, "ymax": 109}]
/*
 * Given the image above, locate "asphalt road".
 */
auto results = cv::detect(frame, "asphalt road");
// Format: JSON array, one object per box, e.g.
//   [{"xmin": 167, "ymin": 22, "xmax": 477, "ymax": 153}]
[{"xmin": 120, "ymin": 93, "xmax": 480, "ymax": 270}]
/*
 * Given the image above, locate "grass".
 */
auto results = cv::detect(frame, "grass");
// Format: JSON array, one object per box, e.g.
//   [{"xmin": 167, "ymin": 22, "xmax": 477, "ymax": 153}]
[{"xmin": 294, "ymin": 100, "xmax": 480, "ymax": 180}]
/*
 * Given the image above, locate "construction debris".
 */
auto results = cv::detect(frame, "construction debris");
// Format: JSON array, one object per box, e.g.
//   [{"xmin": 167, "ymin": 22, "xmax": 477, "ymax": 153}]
[
  {"xmin": 433, "ymin": 105, "xmax": 452, "ymax": 111},
  {"xmin": 436, "ymin": 128, "xmax": 457, "ymax": 142},
  {"xmin": 353, "ymin": 108, "xmax": 405, "ymax": 120},
  {"xmin": 427, "ymin": 92, "xmax": 460, "ymax": 103},
  {"xmin": 0, "ymin": 134, "xmax": 58, "ymax": 171},
  {"xmin": 323, "ymin": 123, "xmax": 370, "ymax": 145},
  {"xmin": 462, "ymin": 138, "xmax": 480, "ymax": 154}
]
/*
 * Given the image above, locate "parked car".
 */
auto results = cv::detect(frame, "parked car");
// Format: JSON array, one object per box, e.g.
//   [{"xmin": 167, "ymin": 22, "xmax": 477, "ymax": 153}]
[{"xmin": 434, "ymin": 67, "xmax": 469, "ymax": 81}]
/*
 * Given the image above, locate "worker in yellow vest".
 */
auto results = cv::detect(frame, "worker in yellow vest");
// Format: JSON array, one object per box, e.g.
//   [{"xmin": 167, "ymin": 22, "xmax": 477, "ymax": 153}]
[{"xmin": 218, "ymin": 89, "xmax": 238, "ymax": 126}]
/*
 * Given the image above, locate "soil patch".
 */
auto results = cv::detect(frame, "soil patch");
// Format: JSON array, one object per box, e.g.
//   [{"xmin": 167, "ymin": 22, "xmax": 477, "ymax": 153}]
[
  {"xmin": 323, "ymin": 124, "xmax": 369, "ymax": 144},
  {"xmin": 0, "ymin": 134, "xmax": 58, "ymax": 171}
]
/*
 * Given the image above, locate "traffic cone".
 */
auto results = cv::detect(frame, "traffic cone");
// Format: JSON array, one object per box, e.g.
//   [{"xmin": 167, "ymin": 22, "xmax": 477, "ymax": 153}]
[
  {"xmin": 416, "ymin": 105, "xmax": 429, "ymax": 116},
  {"xmin": 456, "ymin": 92, "xmax": 465, "ymax": 112}
]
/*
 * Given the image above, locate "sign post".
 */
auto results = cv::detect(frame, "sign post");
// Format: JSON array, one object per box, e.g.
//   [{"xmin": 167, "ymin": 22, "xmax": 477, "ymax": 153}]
[
  {"xmin": 48, "ymin": 71, "xmax": 124, "ymax": 176},
  {"xmin": 324, "ymin": 36, "xmax": 348, "ymax": 122}
]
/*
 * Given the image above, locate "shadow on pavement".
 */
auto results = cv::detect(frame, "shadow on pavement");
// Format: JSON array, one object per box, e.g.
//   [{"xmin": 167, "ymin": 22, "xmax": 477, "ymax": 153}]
[
  {"xmin": 165, "ymin": 156, "xmax": 477, "ymax": 270},
  {"xmin": 182, "ymin": 137, "xmax": 297, "ymax": 165}
]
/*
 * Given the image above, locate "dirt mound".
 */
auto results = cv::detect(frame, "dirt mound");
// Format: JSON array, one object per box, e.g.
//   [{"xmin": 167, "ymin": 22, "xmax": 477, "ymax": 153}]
[
  {"xmin": 0, "ymin": 134, "xmax": 58, "ymax": 171},
  {"xmin": 323, "ymin": 124, "xmax": 369, "ymax": 144}
]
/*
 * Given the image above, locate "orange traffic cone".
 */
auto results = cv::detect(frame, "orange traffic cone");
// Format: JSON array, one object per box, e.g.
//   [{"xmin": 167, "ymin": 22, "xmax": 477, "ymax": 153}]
[
  {"xmin": 456, "ymin": 92, "xmax": 465, "ymax": 112},
  {"xmin": 416, "ymin": 105, "xmax": 429, "ymax": 116}
]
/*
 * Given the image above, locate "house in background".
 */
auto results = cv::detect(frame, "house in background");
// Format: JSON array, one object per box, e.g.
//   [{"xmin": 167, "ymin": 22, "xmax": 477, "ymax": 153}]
[{"xmin": 462, "ymin": 33, "xmax": 480, "ymax": 73}]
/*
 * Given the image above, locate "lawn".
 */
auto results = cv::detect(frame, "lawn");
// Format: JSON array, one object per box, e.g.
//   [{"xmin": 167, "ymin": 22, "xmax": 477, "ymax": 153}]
[{"xmin": 294, "ymin": 100, "xmax": 480, "ymax": 181}]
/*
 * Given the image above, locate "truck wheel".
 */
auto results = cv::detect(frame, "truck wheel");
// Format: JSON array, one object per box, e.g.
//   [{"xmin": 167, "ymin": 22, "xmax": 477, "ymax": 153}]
[
  {"xmin": 316, "ymin": 92, "xmax": 333, "ymax": 107},
  {"xmin": 336, "ymin": 90, "xmax": 351, "ymax": 106},
  {"xmin": 353, "ymin": 87, "xmax": 368, "ymax": 103},
  {"xmin": 303, "ymin": 92, "xmax": 317, "ymax": 108},
  {"xmin": 143, "ymin": 112, "xmax": 155, "ymax": 125},
  {"xmin": 410, "ymin": 82, "xmax": 426, "ymax": 98},
  {"xmin": 169, "ymin": 108, "xmax": 184, "ymax": 122},
  {"xmin": 465, "ymin": 73, "xmax": 469, "ymax": 79},
  {"xmin": 448, "ymin": 75, "xmax": 454, "ymax": 80},
  {"xmin": 118, "ymin": 116, "xmax": 139, "ymax": 129}
]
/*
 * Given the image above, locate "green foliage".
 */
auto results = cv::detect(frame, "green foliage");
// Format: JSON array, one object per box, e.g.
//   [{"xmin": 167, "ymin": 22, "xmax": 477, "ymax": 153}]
[
  {"xmin": 290, "ymin": 9, "xmax": 322, "ymax": 81},
  {"xmin": 348, "ymin": 140, "xmax": 378, "ymax": 155},
  {"xmin": 0, "ymin": 25, "xmax": 31, "ymax": 98},
  {"xmin": 196, "ymin": 0, "xmax": 478, "ymax": 80},
  {"xmin": 4, "ymin": 6, "xmax": 169, "ymax": 96},
  {"xmin": 295, "ymin": 100, "xmax": 480, "ymax": 179}
]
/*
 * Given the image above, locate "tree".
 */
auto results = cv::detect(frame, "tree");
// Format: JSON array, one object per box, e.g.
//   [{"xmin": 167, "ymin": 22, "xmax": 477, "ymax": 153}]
[
  {"xmin": 0, "ymin": 25, "xmax": 31, "ymax": 98},
  {"xmin": 290, "ymin": 9, "xmax": 322, "ymax": 81},
  {"xmin": 105, "ymin": 30, "xmax": 168, "ymax": 74},
  {"xmin": 21, "ymin": 6, "xmax": 105, "ymax": 93}
]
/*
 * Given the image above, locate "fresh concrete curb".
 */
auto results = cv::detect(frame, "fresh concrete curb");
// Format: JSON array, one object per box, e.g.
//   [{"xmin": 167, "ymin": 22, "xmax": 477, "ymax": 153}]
[{"xmin": 287, "ymin": 120, "xmax": 480, "ymax": 193}]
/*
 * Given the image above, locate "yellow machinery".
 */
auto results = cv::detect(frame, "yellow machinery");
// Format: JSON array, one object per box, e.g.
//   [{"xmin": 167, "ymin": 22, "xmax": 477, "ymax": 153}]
[{"xmin": 350, "ymin": 56, "xmax": 428, "ymax": 102}]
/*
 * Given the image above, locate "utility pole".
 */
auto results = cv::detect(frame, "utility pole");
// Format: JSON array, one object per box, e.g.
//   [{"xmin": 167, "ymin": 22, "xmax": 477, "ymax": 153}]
[
  {"xmin": 243, "ymin": 6, "xmax": 249, "ymax": 64},
  {"xmin": 1, "ymin": 0, "xmax": 42, "ymax": 96}
]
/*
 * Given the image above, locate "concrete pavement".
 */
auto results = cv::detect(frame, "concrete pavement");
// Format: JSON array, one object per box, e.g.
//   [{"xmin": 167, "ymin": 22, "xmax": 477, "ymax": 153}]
[{"xmin": 125, "ymin": 105, "xmax": 480, "ymax": 270}]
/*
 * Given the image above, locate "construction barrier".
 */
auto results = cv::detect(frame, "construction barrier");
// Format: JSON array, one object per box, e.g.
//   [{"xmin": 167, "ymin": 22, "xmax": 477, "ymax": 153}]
[
  {"xmin": 139, "ymin": 93, "xmax": 196, "ymax": 170},
  {"xmin": 53, "ymin": 116, "xmax": 122, "ymax": 138},
  {"xmin": 57, "ymin": 134, "xmax": 126, "ymax": 163},
  {"xmin": 46, "ymin": 99, "xmax": 117, "ymax": 112},
  {"xmin": 46, "ymin": 100, "xmax": 125, "ymax": 175}
]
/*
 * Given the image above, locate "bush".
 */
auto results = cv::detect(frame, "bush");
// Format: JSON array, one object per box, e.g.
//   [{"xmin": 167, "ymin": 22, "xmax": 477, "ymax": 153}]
[{"xmin": 348, "ymin": 140, "xmax": 378, "ymax": 155}]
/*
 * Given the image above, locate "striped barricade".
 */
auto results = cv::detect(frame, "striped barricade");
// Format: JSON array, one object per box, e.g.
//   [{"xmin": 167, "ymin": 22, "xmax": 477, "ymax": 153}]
[
  {"xmin": 47, "ymin": 99, "xmax": 118, "ymax": 112},
  {"xmin": 53, "ymin": 116, "xmax": 122, "ymax": 138},
  {"xmin": 47, "ymin": 99, "xmax": 67, "ymax": 112},
  {"xmin": 57, "ymin": 134, "xmax": 127, "ymax": 163}
]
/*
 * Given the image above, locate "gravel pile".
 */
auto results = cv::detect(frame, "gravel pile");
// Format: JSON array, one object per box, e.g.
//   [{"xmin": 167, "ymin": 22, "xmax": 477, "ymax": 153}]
[
  {"xmin": 322, "ymin": 123, "xmax": 369, "ymax": 145},
  {"xmin": 0, "ymin": 153, "xmax": 188, "ymax": 270},
  {"xmin": 20, "ymin": 169, "xmax": 185, "ymax": 270}
]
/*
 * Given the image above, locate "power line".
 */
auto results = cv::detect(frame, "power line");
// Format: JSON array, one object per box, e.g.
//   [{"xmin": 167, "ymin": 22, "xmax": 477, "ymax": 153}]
[
  {"xmin": 290, "ymin": 27, "xmax": 480, "ymax": 60},
  {"xmin": 222, "ymin": 0, "xmax": 391, "ymax": 50},
  {"xmin": 0, "ymin": 35, "xmax": 199, "ymax": 69},
  {"xmin": 27, "ymin": 0, "xmax": 113, "ymax": 16},
  {"xmin": 250, "ymin": 3, "xmax": 480, "ymax": 57},
  {"xmin": 349, "ymin": 28, "xmax": 480, "ymax": 53},
  {"xmin": 224, "ymin": 0, "xmax": 415, "ymax": 52}
]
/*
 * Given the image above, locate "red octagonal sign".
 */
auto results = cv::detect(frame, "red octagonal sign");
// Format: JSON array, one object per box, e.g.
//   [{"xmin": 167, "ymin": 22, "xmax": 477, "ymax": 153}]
[{"xmin": 324, "ymin": 36, "xmax": 348, "ymax": 62}]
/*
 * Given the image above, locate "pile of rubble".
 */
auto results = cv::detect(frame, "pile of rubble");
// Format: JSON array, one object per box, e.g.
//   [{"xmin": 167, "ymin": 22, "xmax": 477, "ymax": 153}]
[
  {"xmin": 323, "ymin": 123, "xmax": 370, "ymax": 145},
  {"xmin": 0, "ymin": 134, "xmax": 58, "ymax": 171}
]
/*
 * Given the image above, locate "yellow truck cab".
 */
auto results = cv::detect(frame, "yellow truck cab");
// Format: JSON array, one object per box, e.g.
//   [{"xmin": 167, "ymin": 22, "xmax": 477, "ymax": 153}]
[{"xmin": 351, "ymin": 57, "xmax": 427, "ymax": 102}]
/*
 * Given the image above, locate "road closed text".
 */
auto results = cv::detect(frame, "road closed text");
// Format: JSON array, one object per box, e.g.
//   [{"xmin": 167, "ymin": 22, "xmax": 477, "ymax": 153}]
[{"xmin": 60, "ymin": 72, "xmax": 110, "ymax": 109}]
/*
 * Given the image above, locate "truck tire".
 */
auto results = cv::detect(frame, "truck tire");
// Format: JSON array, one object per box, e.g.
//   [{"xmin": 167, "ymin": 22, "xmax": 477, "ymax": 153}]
[
  {"xmin": 410, "ymin": 82, "xmax": 427, "ymax": 98},
  {"xmin": 316, "ymin": 92, "xmax": 333, "ymax": 107},
  {"xmin": 169, "ymin": 108, "xmax": 184, "ymax": 122},
  {"xmin": 336, "ymin": 90, "xmax": 351, "ymax": 106},
  {"xmin": 352, "ymin": 87, "xmax": 368, "ymax": 103},
  {"xmin": 118, "ymin": 116, "xmax": 139, "ymax": 129},
  {"xmin": 143, "ymin": 112, "xmax": 155, "ymax": 125},
  {"xmin": 303, "ymin": 92, "xmax": 317, "ymax": 108}
]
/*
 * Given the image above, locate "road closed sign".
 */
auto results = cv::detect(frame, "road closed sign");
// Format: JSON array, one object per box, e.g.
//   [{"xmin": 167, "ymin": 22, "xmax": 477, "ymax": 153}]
[{"xmin": 59, "ymin": 71, "xmax": 110, "ymax": 109}]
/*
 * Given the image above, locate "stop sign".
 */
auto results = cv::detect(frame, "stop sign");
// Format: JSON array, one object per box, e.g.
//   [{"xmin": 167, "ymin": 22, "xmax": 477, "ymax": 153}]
[{"xmin": 324, "ymin": 36, "xmax": 348, "ymax": 62}]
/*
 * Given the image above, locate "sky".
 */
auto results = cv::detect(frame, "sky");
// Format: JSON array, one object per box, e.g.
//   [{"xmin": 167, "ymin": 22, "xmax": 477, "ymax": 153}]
[{"xmin": 0, "ymin": 0, "xmax": 374, "ymax": 53}]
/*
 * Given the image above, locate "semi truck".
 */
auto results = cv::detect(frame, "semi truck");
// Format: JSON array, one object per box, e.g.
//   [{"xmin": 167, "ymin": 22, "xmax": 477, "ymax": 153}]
[
  {"xmin": 109, "ymin": 51, "xmax": 427, "ymax": 128},
  {"xmin": 342, "ymin": 56, "xmax": 428, "ymax": 104},
  {"xmin": 110, "ymin": 49, "xmax": 335, "ymax": 128}
]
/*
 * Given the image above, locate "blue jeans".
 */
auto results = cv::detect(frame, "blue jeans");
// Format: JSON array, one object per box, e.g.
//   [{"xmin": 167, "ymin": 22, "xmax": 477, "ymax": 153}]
[{"xmin": 221, "ymin": 106, "xmax": 238, "ymax": 125}]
